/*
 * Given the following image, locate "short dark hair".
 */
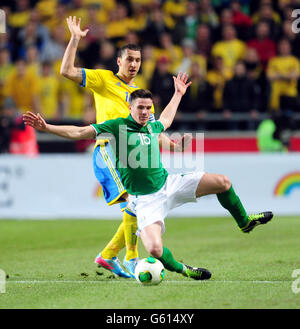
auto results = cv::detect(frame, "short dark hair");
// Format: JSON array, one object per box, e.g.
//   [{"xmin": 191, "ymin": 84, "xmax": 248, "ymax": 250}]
[
  {"xmin": 117, "ymin": 44, "xmax": 141, "ymax": 58},
  {"xmin": 130, "ymin": 89, "xmax": 153, "ymax": 104}
]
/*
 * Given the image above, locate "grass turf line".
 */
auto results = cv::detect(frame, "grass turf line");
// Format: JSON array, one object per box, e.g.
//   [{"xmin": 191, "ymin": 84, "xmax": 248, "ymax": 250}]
[{"xmin": 0, "ymin": 216, "xmax": 299, "ymax": 309}]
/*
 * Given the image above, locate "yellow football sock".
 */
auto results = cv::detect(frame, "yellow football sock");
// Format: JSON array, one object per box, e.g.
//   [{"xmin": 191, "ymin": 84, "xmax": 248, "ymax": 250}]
[
  {"xmin": 123, "ymin": 211, "xmax": 139, "ymax": 261},
  {"xmin": 101, "ymin": 222, "xmax": 125, "ymax": 259}
]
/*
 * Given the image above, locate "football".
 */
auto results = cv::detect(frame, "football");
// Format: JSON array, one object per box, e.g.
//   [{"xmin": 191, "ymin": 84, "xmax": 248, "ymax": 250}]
[{"xmin": 135, "ymin": 257, "xmax": 165, "ymax": 285}]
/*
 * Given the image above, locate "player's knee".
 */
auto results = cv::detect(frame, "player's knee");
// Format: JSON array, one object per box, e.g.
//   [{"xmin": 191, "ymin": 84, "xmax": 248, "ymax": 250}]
[
  {"xmin": 218, "ymin": 175, "xmax": 231, "ymax": 192},
  {"xmin": 148, "ymin": 243, "xmax": 163, "ymax": 258}
]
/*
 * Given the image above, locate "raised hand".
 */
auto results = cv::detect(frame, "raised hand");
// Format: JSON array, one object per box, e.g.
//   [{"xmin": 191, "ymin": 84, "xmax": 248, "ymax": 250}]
[
  {"xmin": 66, "ymin": 16, "xmax": 89, "ymax": 38},
  {"xmin": 173, "ymin": 72, "xmax": 192, "ymax": 96},
  {"xmin": 23, "ymin": 111, "xmax": 48, "ymax": 132}
]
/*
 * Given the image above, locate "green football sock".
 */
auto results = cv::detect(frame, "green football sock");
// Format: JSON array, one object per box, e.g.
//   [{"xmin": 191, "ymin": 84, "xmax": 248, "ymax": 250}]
[
  {"xmin": 217, "ymin": 185, "xmax": 249, "ymax": 228},
  {"xmin": 158, "ymin": 247, "xmax": 184, "ymax": 273}
]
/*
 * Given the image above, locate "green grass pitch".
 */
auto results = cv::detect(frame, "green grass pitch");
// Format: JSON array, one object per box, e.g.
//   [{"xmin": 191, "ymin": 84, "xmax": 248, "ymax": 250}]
[{"xmin": 0, "ymin": 216, "xmax": 299, "ymax": 309}]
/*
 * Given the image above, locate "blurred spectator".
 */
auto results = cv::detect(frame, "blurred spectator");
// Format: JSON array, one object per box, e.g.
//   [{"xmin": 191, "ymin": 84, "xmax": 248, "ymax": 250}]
[
  {"xmin": 40, "ymin": 25, "xmax": 66, "ymax": 63},
  {"xmin": 279, "ymin": 4, "xmax": 294, "ymax": 23},
  {"xmin": 223, "ymin": 60, "xmax": 259, "ymax": 130},
  {"xmin": 267, "ymin": 38, "xmax": 300, "ymax": 111},
  {"xmin": 68, "ymin": 0, "xmax": 89, "ymax": 28},
  {"xmin": 154, "ymin": 32, "xmax": 183, "ymax": 73},
  {"xmin": 150, "ymin": 56, "xmax": 174, "ymax": 112},
  {"xmin": 198, "ymin": 0, "xmax": 219, "ymax": 29},
  {"xmin": 106, "ymin": 3, "xmax": 132, "ymax": 39},
  {"xmin": 143, "ymin": 6, "xmax": 171, "ymax": 46},
  {"xmin": 96, "ymin": 40, "xmax": 118, "ymax": 72},
  {"xmin": 0, "ymin": 29, "xmax": 12, "ymax": 52},
  {"xmin": 230, "ymin": 0, "xmax": 252, "ymax": 39},
  {"xmin": 207, "ymin": 56, "xmax": 233, "ymax": 112},
  {"xmin": 16, "ymin": 20, "xmax": 47, "ymax": 58},
  {"xmin": 211, "ymin": 24, "xmax": 246, "ymax": 73},
  {"xmin": 252, "ymin": 3, "xmax": 281, "ymax": 40},
  {"xmin": 28, "ymin": 9, "xmax": 50, "ymax": 46},
  {"xmin": 60, "ymin": 78, "xmax": 86, "ymax": 120},
  {"xmin": 7, "ymin": 0, "xmax": 31, "ymax": 29},
  {"xmin": 0, "ymin": 98, "xmax": 21, "ymax": 153},
  {"xmin": 35, "ymin": 0, "xmax": 57, "ymax": 22},
  {"xmin": 213, "ymin": 8, "xmax": 233, "ymax": 41},
  {"xmin": 173, "ymin": 1, "xmax": 199, "ymax": 44},
  {"xmin": 175, "ymin": 39, "xmax": 206, "ymax": 76},
  {"xmin": 163, "ymin": 0, "xmax": 187, "ymax": 22},
  {"xmin": 266, "ymin": 38, "xmax": 299, "ymax": 145},
  {"xmin": 118, "ymin": 31, "xmax": 140, "ymax": 49},
  {"xmin": 43, "ymin": 3, "xmax": 69, "ymax": 39},
  {"xmin": 179, "ymin": 62, "xmax": 213, "ymax": 130},
  {"xmin": 79, "ymin": 24, "xmax": 107, "ymax": 68},
  {"xmin": 247, "ymin": 21, "xmax": 276, "ymax": 69},
  {"xmin": 25, "ymin": 44, "xmax": 40, "ymax": 76},
  {"xmin": 3, "ymin": 59, "xmax": 40, "ymax": 114},
  {"xmin": 84, "ymin": 3, "xmax": 105, "ymax": 44},
  {"xmin": 0, "ymin": 48, "xmax": 13, "ymax": 106},
  {"xmin": 0, "ymin": 97, "xmax": 39, "ymax": 156},
  {"xmin": 244, "ymin": 47, "xmax": 262, "ymax": 78},
  {"xmin": 195, "ymin": 24, "xmax": 212, "ymax": 57},
  {"xmin": 245, "ymin": 47, "xmax": 270, "ymax": 113},
  {"xmin": 38, "ymin": 61, "xmax": 61, "ymax": 120},
  {"xmin": 128, "ymin": 3, "xmax": 148, "ymax": 32},
  {"xmin": 136, "ymin": 44, "xmax": 156, "ymax": 89}
]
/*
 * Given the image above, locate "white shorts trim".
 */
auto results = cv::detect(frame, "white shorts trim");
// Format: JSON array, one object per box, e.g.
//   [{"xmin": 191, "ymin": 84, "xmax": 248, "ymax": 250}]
[{"xmin": 128, "ymin": 171, "xmax": 205, "ymax": 234}]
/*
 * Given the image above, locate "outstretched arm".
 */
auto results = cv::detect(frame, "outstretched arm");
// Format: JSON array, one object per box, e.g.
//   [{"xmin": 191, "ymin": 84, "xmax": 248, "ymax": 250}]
[
  {"xmin": 159, "ymin": 72, "xmax": 191, "ymax": 130},
  {"xmin": 23, "ymin": 112, "xmax": 95, "ymax": 140},
  {"xmin": 60, "ymin": 16, "xmax": 89, "ymax": 83},
  {"xmin": 159, "ymin": 133, "xmax": 192, "ymax": 152}
]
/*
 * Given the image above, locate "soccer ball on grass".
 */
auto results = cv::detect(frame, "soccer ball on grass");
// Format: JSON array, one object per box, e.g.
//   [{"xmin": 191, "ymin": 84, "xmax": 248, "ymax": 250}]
[{"xmin": 135, "ymin": 257, "xmax": 165, "ymax": 285}]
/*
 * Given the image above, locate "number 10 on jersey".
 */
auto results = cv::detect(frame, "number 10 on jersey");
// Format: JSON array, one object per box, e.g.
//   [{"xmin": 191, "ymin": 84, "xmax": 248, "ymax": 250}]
[{"xmin": 125, "ymin": 92, "xmax": 131, "ymax": 103}]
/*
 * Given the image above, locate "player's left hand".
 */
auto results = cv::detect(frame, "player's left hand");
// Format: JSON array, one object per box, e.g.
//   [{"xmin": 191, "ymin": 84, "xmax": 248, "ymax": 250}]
[{"xmin": 173, "ymin": 72, "xmax": 192, "ymax": 96}]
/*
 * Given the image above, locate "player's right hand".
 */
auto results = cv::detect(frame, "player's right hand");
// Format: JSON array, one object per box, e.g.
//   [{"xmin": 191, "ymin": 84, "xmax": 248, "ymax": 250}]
[
  {"xmin": 23, "ymin": 111, "xmax": 48, "ymax": 132},
  {"xmin": 66, "ymin": 16, "xmax": 89, "ymax": 38}
]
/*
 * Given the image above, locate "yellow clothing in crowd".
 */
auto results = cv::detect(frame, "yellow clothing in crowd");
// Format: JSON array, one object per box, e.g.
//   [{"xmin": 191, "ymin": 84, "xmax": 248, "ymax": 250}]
[
  {"xmin": 38, "ymin": 75, "xmax": 60, "ymax": 119},
  {"xmin": 267, "ymin": 55, "xmax": 300, "ymax": 110},
  {"xmin": 139, "ymin": 59, "xmax": 156, "ymax": 89},
  {"xmin": 4, "ymin": 70, "xmax": 39, "ymax": 113},
  {"xmin": 8, "ymin": 11, "xmax": 30, "ymax": 28},
  {"xmin": 0, "ymin": 64, "xmax": 14, "ymax": 106},
  {"xmin": 61, "ymin": 78, "xmax": 87, "ymax": 119},
  {"xmin": 106, "ymin": 17, "xmax": 132, "ymax": 39},
  {"xmin": 154, "ymin": 46, "xmax": 183, "ymax": 73},
  {"xmin": 207, "ymin": 68, "xmax": 233, "ymax": 109},
  {"xmin": 163, "ymin": 0, "xmax": 187, "ymax": 17},
  {"xmin": 211, "ymin": 39, "xmax": 246, "ymax": 72}
]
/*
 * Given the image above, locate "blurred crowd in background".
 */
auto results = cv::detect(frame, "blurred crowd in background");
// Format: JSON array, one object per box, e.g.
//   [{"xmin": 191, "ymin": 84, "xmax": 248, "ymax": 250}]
[{"xmin": 1, "ymin": 0, "xmax": 300, "ymax": 154}]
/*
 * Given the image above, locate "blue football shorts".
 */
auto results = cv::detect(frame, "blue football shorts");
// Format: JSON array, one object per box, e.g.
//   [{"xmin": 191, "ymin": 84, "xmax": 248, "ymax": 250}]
[{"xmin": 93, "ymin": 143, "xmax": 128, "ymax": 211}]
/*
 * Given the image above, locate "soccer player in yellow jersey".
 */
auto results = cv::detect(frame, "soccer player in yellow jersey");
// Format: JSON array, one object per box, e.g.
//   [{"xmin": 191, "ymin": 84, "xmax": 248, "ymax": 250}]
[{"xmin": 60, "ymin": 16, "xmax": 185, "ymax": 278}]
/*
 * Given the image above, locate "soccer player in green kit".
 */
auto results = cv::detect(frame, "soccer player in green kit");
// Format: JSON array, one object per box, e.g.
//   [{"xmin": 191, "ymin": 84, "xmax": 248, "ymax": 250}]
[{"xmin": 24, "ymin": 72, "xmax": 273, "ymax": 280}]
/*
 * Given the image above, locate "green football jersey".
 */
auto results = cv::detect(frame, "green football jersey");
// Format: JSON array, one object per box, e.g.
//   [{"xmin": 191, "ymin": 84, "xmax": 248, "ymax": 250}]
[{"xmin": 91, "ymin": 115, "xmax": 168, "ymax": 195}]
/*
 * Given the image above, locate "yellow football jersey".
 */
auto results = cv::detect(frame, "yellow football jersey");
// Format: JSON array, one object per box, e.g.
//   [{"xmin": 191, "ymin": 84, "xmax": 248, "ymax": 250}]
[
  {"xmin": 82, "ymin": 68, "xmax": 154, "ymax": 124},
  {"xmin": 267, "ymin": 56, "xmax": 300, "ymax": 109}
]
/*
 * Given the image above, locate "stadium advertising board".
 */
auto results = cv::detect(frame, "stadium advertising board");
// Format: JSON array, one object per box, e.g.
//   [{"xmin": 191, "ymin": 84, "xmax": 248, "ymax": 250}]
[{"xmin": 0, "ymin": 153, "xmax": 299, "ymax": 219}]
